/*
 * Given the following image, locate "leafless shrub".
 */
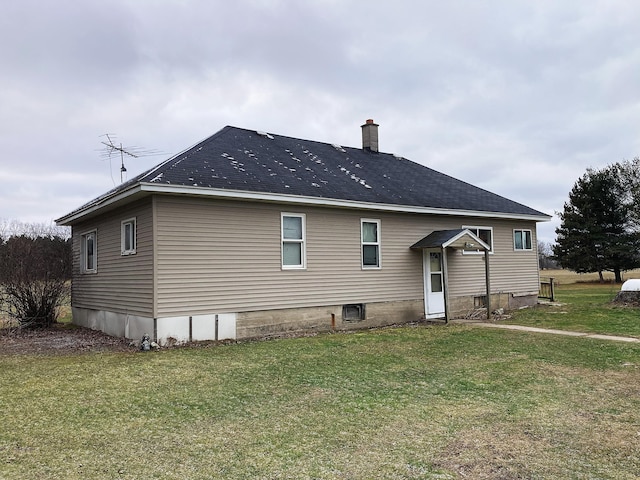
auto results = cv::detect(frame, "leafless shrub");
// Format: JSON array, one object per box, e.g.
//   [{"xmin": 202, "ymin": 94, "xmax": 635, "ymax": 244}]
[{"xmin": 0, "ymin": 224, "xmax": 71, "ymax": 329}]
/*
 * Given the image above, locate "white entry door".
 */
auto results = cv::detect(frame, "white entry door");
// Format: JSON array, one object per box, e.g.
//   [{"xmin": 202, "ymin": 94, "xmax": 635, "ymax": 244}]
[{"xmin": 423, "ymin": 249, "xmax": 445, "ymax": 318}]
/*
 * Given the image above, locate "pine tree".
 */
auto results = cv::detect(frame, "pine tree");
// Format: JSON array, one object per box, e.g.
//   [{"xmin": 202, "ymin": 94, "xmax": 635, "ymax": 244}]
[{"xmin": 554, "ymin": 164, "xmax": 640, "ymax": 283}]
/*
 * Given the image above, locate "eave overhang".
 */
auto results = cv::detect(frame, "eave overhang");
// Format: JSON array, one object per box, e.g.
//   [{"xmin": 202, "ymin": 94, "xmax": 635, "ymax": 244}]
[{"xmin": 56, "ymin": 182, "xmax": 553, "ymax": 226}]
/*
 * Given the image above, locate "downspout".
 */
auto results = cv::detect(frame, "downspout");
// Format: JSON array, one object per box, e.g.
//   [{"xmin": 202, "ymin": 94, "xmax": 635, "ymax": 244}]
[
  {"xmin": 152, "ymin": 195, "xmax": 159, "ymax": 339},
  {"xmin": 485, "ymin": 249, "xmax": 491, "ymax": 320},
  {"xmin": 442, "ymin": 247, "xmax": 450, "ymax": 323}
]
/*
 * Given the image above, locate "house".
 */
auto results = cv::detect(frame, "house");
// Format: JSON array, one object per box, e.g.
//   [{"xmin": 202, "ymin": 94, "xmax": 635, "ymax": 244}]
[{"xmin": 56, "ymin": 120, "xmax": 551, "ymax": 344}]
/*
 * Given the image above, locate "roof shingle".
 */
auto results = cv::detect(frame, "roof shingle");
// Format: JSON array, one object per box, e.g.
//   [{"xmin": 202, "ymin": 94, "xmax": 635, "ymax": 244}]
[{"xmin": 58, "ymin": 125, "xmax": 550, "ymax": 223}]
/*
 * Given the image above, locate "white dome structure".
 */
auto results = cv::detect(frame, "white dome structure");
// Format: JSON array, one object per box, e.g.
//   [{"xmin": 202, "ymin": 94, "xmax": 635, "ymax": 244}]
[{"xmin": 620, "ymin": 279, "xmax": 640, "ymax": 291}]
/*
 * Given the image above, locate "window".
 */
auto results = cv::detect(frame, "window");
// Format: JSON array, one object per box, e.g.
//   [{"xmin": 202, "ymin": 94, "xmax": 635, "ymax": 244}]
[
  {"xmin": 81, "ymin": 230, "xmax": 97, "ymax": 273},
  {"xmin": 514, "ymin": 229, "xmax": 532, "ymax": 251},
  {"xmin": 361, "ymin": 219, "xmax": 381, "ymax": 268},
  {"xmin": 281, "ymin": 213, "xmax": 306, "ymax": 269},
  {"xmin": 462, "ymin": 226, "xmax": 493, "ymax": 253},
  {"xmin": 121, "ymin": 218, "xmax": 136, "ymax": 255}
]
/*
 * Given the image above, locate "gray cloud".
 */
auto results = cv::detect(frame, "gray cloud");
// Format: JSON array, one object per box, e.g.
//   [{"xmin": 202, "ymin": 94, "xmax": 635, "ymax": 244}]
[{"xmin": 1, "ymin": 0, "xmax": 639, "ymax": 244}]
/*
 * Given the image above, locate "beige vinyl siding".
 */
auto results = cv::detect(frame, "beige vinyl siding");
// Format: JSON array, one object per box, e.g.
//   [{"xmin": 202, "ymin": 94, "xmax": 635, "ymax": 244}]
[
  {"xmin": 154, "ymin": 196, "xmax": 421, "ymax": 316},
  {"xmin": 446, "ymin": 220, "xmax": 539, "ymax": 297},
  {"xmin": 71, "ymin": 198, "xmax": 154, "ymax": 316},
  {"xmin": 154, "ymin": 195, "xmax": 542, "ymax": 317},
  {"xmin": 491, "ymin": 221, "xmax": 539, "ymax": 291}
]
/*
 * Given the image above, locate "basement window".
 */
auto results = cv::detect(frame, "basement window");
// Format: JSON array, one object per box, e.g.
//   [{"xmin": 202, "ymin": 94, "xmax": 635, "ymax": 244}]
[
  {"xmin": 342, "ymin": 303, "xmax": 366, "ymax": 321},
  {"xmin": 474, "ymin": 296, "xmax": 487, "ymax": 308}
]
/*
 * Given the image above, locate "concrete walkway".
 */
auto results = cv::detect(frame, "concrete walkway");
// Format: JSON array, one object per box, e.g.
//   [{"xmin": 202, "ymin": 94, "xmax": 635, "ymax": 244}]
[{"xmin": 452, "ymin": 320, "xmax": 640, "ymax": 343}]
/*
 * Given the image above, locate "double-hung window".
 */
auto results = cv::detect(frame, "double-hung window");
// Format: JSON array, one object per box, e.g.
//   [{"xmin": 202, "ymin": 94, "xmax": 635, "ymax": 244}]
[
  {"xmin": 81, "ymin": 230, "xmax": 97, "ymax": 274},
  {"xmin": 121, "ymin": 218, "xmax": 137, "ymax": 255},
  {"xmin": 361, "ymin": 219, "xmax": 381, "ymax": 268},
  {"xmin": 462, "ymin": 226, "xmax": 493, "ymax": 253},
  {"xmin": 281, "ymin": 213, "xmax": 306, "ymax": 269},
  {"xmin": 514, "ymin": 229, "xmax": 532, "ymax": 251}
]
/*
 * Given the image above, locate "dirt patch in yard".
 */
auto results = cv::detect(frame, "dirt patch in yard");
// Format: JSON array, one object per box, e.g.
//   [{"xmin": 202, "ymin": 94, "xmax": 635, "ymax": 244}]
[
  {"xmin": 0, "ymin": 320, "xmax": 431, "ymax": 356},
  {"xmin": 0, "ymin": 322, "xmax": 135, "ymax": 356}
]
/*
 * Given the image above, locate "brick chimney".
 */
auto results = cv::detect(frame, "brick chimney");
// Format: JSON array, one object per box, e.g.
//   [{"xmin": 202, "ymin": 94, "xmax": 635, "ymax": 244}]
[{"xmin": 361, "ymin": 119, "xmax": 379, "ymax": 152}]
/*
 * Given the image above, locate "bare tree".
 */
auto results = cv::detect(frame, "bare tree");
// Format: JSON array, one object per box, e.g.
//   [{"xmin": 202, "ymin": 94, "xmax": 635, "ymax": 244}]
[
  {"xmin": 537, "ymin": 241, "xmax": 558, "ymax": 270},
  {"xmin": 0, "ymin": 218, "xmax": 70, "ymax": 240},
  {"xmin": 0, "ymin": 222, "xmax": 71, "ymax": 328}
]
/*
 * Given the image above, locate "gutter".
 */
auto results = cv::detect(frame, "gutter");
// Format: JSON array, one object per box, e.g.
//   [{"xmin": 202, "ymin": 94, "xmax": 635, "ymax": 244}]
[{"xmin": 56, "ymin": 182, "xmax": 552, "ymax": 226}]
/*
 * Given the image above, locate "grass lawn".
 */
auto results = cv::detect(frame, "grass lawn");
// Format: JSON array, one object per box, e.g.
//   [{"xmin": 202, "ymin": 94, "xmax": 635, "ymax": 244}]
[
  {"xmin": 505, "ymin": 278, "xmax": 640, "ymax": 339},
  {"xmin": 2, "ymin": 286, "xmax": 640, "ymax": 479}
]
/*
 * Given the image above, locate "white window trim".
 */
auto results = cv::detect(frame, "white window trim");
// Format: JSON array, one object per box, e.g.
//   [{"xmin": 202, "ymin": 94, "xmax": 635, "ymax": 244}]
[
  {"xmin": 81, "ymin": 229, "xmax": 97, "ymax": 274},
  {"xmin": 513, "ymin": 228, "xmax": 533, "ymax": 251},
  {"xmin": 121, "ymin": 217, "xmax": 137, "ymax": 256},
  {"xmin": 361, "ymin": 218, "xmax": 381, "ymax": 269},
  {"xmin": 281, "ymin": 213, "xmax": 306, "ymax": 269},
  {"xmin": 462, "ymin": 225, "xmax": 494, "ymax": 254}
]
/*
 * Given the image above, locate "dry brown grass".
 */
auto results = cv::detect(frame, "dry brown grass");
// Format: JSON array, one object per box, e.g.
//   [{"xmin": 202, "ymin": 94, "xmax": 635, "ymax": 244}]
[
  {"xmin": 433, "ymin": 364, "xmax": 640, "ymax": 479},
  {"xmin": 540, "ymin": 268, "xmax": 640, "ymax": 284}
]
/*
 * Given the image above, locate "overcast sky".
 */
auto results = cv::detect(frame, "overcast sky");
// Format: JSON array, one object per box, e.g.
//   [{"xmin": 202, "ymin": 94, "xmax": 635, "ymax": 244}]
[{"xmin": 1, "ymin": 0, "xmax": 639, "ymax": 243}]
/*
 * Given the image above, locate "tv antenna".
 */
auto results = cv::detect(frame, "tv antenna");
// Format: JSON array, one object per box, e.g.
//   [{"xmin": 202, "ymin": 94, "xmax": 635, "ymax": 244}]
[{"xmin": 99, "ymin": 134, "xmax": 162, "ymax": 184}]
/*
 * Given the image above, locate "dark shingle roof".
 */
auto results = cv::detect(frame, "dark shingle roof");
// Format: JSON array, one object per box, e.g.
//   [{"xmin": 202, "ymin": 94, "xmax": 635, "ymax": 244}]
[
  {"xmin": 410, "ymin": 229, "xmax": 468, "ymax": 249},
  {"xmin": 59, "ymin": 126, "xmax": 550, "ymax": 223},
  {"xmin": 410, "ymin": 229, "xmax": 490, "ymax": 250}
]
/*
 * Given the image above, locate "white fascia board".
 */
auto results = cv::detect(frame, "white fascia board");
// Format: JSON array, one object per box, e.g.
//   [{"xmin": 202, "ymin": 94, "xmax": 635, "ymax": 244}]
[
  {"xmin": 55, "ymin": 184, "xmax": 144, "ymax": 225},
  {"xmin": 57, "ymin": 182, "xmax": 552, "ymax": 225},
  {"xmin": 139, "ymin": 184, "xmax": 552, "ymax": 222}
]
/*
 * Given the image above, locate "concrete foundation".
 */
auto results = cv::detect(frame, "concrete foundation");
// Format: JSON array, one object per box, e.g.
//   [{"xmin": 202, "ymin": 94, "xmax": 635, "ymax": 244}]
[
  {"xmin": 448, "ymin": 292, "xmax": 539, "ymax": 318},
  {"xmin": 73, "ymin": 307, "xmax": 154, "ymax": 340},
  {"xmin": 72, "ymin": 307, "xmax": 237, "ymax": 346},
  {"xmin": 72, "ymin": 299, "xmax": 426, "ymax": 344},
  {"xmin": 71, "ymin": 293, "xmax": 535, "ymax": 345},
  {"xmin": 236, "ymin": 299, "xmax": 425, "ymax": 339}
]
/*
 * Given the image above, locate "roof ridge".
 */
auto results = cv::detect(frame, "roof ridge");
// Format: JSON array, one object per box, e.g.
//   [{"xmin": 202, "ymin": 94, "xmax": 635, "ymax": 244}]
[{"xmin": 223, "ymin": 125, "xmax": 385, "ymax": 156}]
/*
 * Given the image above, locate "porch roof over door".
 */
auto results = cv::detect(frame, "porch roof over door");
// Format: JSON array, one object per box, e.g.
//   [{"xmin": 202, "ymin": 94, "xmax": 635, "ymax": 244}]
[{"xmin": 410, "ymin": 228, "xmax": 490, "ymax": 251}]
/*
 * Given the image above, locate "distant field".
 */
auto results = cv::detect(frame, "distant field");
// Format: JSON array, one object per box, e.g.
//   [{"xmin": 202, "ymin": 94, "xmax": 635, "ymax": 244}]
[{"xmin": 539, "ymin": 268, "xmax": 640, "ymax": 284}]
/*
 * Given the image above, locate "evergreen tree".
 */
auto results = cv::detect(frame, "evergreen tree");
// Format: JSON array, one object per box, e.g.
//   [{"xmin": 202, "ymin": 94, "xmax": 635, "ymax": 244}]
[{"xmin": 554, "ymin": 164, "xmax": 640, "ymax": 283}]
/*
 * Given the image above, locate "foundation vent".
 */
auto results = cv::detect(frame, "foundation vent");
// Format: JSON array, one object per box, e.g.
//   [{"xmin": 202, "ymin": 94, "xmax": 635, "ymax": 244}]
[{"xmin": 342, "ymin": 303, "xmax": 366, "ymax": 321}]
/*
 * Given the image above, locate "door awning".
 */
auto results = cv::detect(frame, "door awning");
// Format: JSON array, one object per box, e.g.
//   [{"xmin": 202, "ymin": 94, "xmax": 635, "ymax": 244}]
[{"xmin": 410, "ymin": 229, "xmax": 490, "ymax": 251}]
